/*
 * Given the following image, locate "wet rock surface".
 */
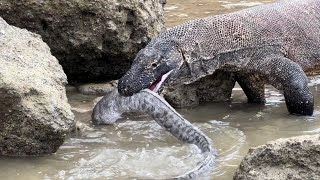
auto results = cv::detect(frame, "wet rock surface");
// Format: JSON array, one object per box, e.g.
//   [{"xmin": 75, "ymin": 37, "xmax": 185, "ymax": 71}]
[
  {"xmin": 0, "ymin": 0, "xmax": 165, "ymax": 83},
  {"xmin": 77, "ymin": 80, "xmax": 118, "ymax": 96},
  {"xmin": 0, "ymin": 18, "xmax": 74, "ymax": 156},
  {"xmin": 234, "ymin": 135, "xmax": 320, "ymax": 180},
  {"xmin": 163, "ymin": 70, "xmax": 236, "ymax": 108}
]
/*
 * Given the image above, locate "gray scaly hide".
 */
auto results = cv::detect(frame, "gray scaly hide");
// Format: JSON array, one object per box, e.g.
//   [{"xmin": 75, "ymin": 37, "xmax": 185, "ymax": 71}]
[
  {"xmin": 92, "ymin": 89, "xmax": 216, "ymax": 179},
  {"xmin": 118, "ymin": 0, "xmax": 320, "ymax": 115}
]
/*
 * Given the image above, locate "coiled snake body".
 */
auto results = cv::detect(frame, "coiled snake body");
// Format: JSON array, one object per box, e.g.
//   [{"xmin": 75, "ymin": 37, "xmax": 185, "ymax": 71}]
[{"xmin": 92, "ymin": 89, "xmax": 216, "ymax": 179}]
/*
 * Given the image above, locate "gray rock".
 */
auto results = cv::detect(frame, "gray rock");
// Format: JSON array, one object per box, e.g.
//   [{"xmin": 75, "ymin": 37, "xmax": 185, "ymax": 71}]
[
  {"xmin": 234, "ymin": 135, "xmax": 320, "ymax": 180},
  {"xmin": 0, "ymin": 18, "xmax": 74, "ymax": 156},
  {"xmin": 77, "ymin": 80, "xmax": 118, "ymax": 95},
  {"xmin": 163, "ymin": 70, "xmax": 235, "ymax": 108},
  {"xmin": 0, "ymin": 0, "xmax": 165, "ymax": 83}
]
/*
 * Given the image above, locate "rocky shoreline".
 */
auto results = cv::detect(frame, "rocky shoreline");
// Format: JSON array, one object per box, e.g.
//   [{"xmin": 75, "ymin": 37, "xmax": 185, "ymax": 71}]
[
  {"xmin": 0, "ymin": 1, "xmax": 319, "ymax": 179},
  {"xmin": 0, "ymin": 0, "xmax": 165, "ymax": 156}
]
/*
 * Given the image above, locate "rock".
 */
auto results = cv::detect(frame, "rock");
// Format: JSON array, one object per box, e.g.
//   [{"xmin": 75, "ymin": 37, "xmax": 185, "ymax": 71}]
[
  {"xmin": 234, "ymin": 135, "xmax": 320, "ymax": 180},
  {"xmin": 0, "ymin": 0, "xmax": 165, "ymax": 83},
  {"xmin": 163, "ymin": 70, "xmax": 235, "ymax": 108},
  {"xmin": 0, "ymin": 18, "xmax": 74, "ymax": 156},
  {"xmin": 77, "ymin": 80, "xmax": 118, "ymax": 95},
  {"xmin": 75, "ymin": 121, "xmax": 94, "ymax": 132},
  {"xmin": 163, "ymin": 86, "xmax": 199, "ymax": 108},
  {"xmin": 65, "ymin": 85, "xmax": 77, "ymax": 93}
]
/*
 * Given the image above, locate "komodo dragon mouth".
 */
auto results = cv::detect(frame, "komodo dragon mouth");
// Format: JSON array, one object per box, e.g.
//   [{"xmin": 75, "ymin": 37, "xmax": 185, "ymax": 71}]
[
  {"xmin": 148, "ymin": 70, "xmax": 173, "ymax": 93},
  {"xmin": 118, "ymin": 69, "xmax": 175, "ymax": 96}
]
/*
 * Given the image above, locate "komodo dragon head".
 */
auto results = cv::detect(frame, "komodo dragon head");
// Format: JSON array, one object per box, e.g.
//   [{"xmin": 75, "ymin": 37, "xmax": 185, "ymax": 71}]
[{"xmin": 118, "ymin": 39, "xmax": 189, "ymax": 96}]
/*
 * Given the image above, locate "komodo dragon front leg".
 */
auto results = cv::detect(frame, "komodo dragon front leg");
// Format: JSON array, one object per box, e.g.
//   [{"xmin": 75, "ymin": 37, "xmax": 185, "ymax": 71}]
[{"xmin": 244, "ymin": 55, "xmax": 314, "ymax": 115}]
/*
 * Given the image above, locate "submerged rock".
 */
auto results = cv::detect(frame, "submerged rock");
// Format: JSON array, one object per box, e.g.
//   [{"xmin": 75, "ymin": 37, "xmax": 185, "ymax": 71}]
[
  {"xmin": 77, "ymin": 80, "xmax": 118, "ymax": 96},
  {"xmin": 0, "ymin": 0, "xmax": 165, "ymax": 83},
  {"xmin": 0, "ymin": 18, "xmax": 74, "ymax": 156},
  {"xmin": 234, "ymin": 135, "xmax": 320, "ymax": 180},
  {"xmin": 163, "ymin": 70, "xmax": 235, "ymax": 108}
]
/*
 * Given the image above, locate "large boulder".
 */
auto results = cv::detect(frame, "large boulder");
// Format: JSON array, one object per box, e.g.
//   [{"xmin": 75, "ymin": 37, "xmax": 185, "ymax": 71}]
[
  {"xmin": 0, "ymin": 18, "xmax": 74, "ymax": 156},
  {"xmin": 234, "ymin": 135, "xmax": 320, "ymax": 180},
  {"xmin": 0, "ymin": 0, "xmax": 165, "ymax": 83}
]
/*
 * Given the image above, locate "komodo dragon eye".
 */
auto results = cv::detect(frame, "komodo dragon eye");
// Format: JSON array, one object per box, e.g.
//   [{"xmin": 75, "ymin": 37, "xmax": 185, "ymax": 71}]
[{"xmin": 151, "ymin": 63, "xmax": 158, "ymax": 67}]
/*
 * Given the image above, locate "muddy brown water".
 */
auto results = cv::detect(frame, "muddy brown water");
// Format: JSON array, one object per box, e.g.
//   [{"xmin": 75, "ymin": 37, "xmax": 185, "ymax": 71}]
[{"xmin": 1, "ymin": 0, "xmax": 320, "ymax": 179}]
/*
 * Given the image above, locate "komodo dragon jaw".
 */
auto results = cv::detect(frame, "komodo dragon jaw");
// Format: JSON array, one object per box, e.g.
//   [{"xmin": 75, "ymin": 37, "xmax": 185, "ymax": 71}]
[
  {"xmin": 118, "ymin": 40, "xmax": 186, "ymax": 96},
  {"xmin": 118, "ymin": 68, "xmax": 174, "ymax": 96}
]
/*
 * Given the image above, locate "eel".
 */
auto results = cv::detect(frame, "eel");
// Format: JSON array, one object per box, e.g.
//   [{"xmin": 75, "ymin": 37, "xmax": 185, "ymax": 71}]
[{"xmin": 92, "ymin": 89, "xmax": 216, "ymax": 179}]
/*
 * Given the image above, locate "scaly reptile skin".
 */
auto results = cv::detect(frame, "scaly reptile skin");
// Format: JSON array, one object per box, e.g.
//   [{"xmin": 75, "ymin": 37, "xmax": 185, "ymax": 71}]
[
  {"xmin": 118, "ymin": 0, "xmax": 320, "ymax": 115},
  {"xmin": 92, "ymin": 89, "xmax": 216, "ymax": 179}
]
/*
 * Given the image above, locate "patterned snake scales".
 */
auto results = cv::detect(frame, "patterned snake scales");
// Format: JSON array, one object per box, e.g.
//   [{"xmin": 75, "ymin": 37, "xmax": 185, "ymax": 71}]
[{"xmin": 92, "ymin": 89, "xmax": 216, "ymax": 179}]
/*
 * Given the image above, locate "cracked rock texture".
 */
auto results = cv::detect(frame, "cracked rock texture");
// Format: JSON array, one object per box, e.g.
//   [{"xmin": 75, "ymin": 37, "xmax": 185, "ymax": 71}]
[
  {"xmin": 0, "ymin": 0, "xmax": 165, "ymax": 83},
  {"xmin": 0, "ymin": 17, "xmax": 74, "ymax": 156},
  {"xmin": 163, "ymin": 70, "xmax": 236, "ymax": 108},
  {"xmin": 234, "ymin": 135, "xmax": 320, "ymax": 180}
]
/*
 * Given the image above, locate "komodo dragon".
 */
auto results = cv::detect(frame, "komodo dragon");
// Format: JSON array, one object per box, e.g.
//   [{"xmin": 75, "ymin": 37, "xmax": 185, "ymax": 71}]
[{"xmin": 118, "ymin": 0, "xmax": 320, "ymax": 116}]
